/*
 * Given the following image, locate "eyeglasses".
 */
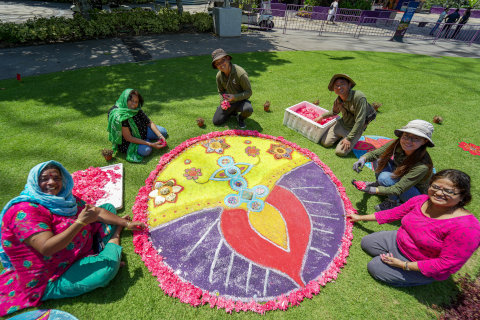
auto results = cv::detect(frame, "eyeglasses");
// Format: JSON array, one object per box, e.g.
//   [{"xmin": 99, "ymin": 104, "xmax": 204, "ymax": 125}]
[
  {"xmin": 214, "ymin": 57, "xmax": 228, "ymax": 68},
  {"xmin": 401, "ymin": 134, "xmax": 424, "ymax": 143},
  {"xmin": 429, "ymin": 184, "xmax": 460, "ymax": 196}
]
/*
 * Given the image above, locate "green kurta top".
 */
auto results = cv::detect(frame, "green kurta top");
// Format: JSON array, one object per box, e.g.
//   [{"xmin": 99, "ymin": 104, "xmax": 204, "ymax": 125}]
[
  {"xmin": 323, "ymin": 90, "xmax": 374, "ymax": 141},
  {"xmin": 363, "ymin": 140, "xmax": 432, "ymax": 196},
  {"xmin": 216, "ymin": 64, "xmax": 252, "ymax": 103}
]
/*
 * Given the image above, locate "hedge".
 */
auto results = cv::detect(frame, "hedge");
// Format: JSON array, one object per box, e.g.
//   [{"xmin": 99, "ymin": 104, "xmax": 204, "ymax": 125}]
[{"xmin": 0, "ymin": 8, "xmax": 213, "ymax": 46}]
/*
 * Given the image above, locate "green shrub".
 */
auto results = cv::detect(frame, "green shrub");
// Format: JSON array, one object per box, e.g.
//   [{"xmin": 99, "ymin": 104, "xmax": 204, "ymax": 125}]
[
  {"xmin": 0, "ymin": 8, "xmax": 214, "ymax": 46},
  {"xmin": 191, "ymin": 12, "xmax": 213, "ymax": 32}
]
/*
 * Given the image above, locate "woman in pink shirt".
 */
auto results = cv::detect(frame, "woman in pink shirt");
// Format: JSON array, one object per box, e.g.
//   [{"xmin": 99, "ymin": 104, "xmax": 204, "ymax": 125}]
[{"xmin": 348, "ymin": 169, "xmax": 480, "ymax": 286}]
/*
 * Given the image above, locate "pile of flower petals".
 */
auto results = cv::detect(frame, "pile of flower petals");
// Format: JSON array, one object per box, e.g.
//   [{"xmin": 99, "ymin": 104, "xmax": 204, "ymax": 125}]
[
  {"xmin": 295, "ymin": 105, "xmax": 336, "ymax": 125},
  {"xmin": 458, "ymin": 142, "xmax": 480, "ymax": 156},
  {"xmin": 221, "ymin": 99, "xmax": 230, "ymax": 110},
  {"xmin": 72, "ymin": 166, "xmax": 121, "ymax": 205}
]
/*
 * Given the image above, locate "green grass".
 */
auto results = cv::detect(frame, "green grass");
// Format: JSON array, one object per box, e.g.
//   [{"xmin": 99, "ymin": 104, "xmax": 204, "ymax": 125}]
[{"xmin": 1, "ymin": 51, "xmax": 479, "ymax": 320}]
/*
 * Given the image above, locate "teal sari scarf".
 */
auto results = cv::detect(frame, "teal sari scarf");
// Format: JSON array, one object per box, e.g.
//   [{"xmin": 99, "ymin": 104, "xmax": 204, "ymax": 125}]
[
  {"xmin": 107, "ymin": 89, "xmax": 143, "ymax": 163},
  {"xmin": 0, "ymin": 160, "xmax": 78, "ymax": 269}
]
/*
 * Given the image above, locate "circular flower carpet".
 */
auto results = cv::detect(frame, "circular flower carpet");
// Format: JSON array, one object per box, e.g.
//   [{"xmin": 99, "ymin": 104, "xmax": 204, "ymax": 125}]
[{"xmin": 132, "ymin": 130, "xmax": 354, "ymax": 314}]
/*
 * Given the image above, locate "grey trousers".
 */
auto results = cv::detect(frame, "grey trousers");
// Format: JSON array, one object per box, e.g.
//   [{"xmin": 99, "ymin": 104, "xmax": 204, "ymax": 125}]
[{"xmin": 361, "ymin": 231, "xmax": 435, "ymax": 287}]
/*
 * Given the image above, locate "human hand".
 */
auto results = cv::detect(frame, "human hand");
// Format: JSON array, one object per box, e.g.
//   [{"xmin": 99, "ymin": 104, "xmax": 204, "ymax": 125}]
[
  {"xmin": 78, "ymin": 204, "xmax": 100, "ymax": 225},
  {"xmin": 223, "ymin": 94, "xmax": 235, "ymax": 102},
  {"xmin": 346, "ymin": 213, "xmax": 363, "ymax": 222},
  {"xmin": 123, "ymin": 216, "xmax": 147, "ymax": 231},
  {"xmin": 380, "ymin": 253, "xmax": 403, "ymax": 268},
  {"xmin": 340, "ymin": 138, "xmax": 351, "ymax": 151},
  {"xmin": 150, "ymin": 141, "xmax": 166, "ymax": 149},
  {"xmin": 127, "ymin": 221, "xmax": 147, "ymax": 231},
  {"xmin": 351, "ymin": 180, "xmax": 377, "ymax": 194},
  {"xmin": 314, "ymin": 115, "xmax": 324, "ymax": 123},
  {"xmin": 352, "ymin": 157, "xmax": 366, "ymax": 173}
]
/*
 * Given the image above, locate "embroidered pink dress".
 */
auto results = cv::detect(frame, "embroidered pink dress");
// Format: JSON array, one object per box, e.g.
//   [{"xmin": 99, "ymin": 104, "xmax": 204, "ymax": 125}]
[{"xmin": 0, "ymin": 198, "xmax": 102, "ymax": 316}]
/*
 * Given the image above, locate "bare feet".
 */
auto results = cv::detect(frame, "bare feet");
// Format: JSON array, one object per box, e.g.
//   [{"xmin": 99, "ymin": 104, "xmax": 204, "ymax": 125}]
[{"xmin": 107, "ymin": 215, "xmax": 130, "ymax": 246}]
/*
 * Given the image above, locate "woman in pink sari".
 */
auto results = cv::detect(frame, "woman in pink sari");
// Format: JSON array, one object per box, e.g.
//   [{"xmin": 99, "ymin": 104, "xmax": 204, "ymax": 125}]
[{"xmin": 0, "ymin": 161, "xmax": 145, "ymax": 316}]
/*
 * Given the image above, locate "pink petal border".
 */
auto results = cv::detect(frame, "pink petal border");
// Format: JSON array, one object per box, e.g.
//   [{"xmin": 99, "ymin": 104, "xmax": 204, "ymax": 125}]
[{"xmin": 132, "ymin": 130, "xmax": 355, "ymax": 314}]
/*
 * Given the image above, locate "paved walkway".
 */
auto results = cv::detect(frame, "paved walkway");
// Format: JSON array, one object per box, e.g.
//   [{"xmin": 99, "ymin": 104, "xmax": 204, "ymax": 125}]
[{"xmin": 0, "ymin": 2, "xmax": 479, "ymax": 81}]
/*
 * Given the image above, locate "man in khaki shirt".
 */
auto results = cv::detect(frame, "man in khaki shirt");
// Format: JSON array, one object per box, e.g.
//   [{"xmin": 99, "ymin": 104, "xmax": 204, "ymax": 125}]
[
  {"xmin": 316, "ymin": 74, "xmax": 376, "ymax": 157},
  {"xmin": 211, "ymin": 48, "xmax": 253, "ymax": 129}
]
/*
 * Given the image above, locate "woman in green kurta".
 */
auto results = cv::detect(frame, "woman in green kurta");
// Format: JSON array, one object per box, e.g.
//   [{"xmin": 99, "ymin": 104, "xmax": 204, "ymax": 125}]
[
  {"xmin": 107, "ymin": 89, "xmax": 167, "ymax": 163},
  {"xmin": 351, "ymin": 120, "xmax": 435, "ymax": 212}
]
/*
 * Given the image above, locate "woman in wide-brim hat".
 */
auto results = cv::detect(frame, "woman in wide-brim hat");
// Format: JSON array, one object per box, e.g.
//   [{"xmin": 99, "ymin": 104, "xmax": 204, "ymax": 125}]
[{"xmin": 351, "ymin": 119, "xmax": 435, "ymax": 211}]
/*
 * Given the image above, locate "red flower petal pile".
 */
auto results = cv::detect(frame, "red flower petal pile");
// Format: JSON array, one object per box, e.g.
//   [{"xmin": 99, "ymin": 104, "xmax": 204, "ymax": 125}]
[
  {"xmin": 221, "ymin": 100, "xmax": 230, "ymax": 110},
  {"xmin": 294, "ymin": 105, "xmax": 336, "ymax": 125},
  {"xmin": 458, "ymin": 142, "xmax": 480, "ymax": 156},
  {"xmin": 72, "ymin": 166, "xmax": 121, "ymax": 205}
]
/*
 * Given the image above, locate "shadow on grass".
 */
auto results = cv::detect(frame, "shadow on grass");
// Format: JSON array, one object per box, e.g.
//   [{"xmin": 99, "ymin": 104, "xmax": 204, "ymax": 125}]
[{"xmin": 0, "ymin": 52, "xmax": 291, "ymax": 118}]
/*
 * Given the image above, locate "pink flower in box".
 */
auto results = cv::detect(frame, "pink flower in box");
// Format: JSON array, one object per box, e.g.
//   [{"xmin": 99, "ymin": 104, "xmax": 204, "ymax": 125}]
[{"xmin": 294, "ymin": 104, "xmax": 337, "ymax": 125}]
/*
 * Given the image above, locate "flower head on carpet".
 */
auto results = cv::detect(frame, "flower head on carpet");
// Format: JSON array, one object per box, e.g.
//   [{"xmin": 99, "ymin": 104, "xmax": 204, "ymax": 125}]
[
  {"xmin": 149, "ymin": 179, "xmax": 183, "ymax": 206},
  {"xmin": 184, "ymin": 168, "xmax": 202, "ymax": 180},
  {"xmin": 267, "ymin": 143, "xmax": 293, "ymax": 160},
  {"xmin": 202, "ymin": 138, "xmax": 230, "ymax": 154},
  {"xmin": 245, "ymin": 146, "xmax": 260, "ymax": 157}
]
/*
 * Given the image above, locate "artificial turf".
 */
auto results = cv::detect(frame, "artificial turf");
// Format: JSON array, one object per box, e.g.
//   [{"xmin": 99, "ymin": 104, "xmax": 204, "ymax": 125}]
[{"xmin": 0, "ymin": 50, "xmax": 479, "ymax": 320}]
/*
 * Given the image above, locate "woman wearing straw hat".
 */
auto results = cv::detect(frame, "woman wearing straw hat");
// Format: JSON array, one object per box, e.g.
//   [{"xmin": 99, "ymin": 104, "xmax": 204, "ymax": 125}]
[
  {"xmin": 211, "ymin": 48, "xmax": 253, "ymax": 129},
  {"xmin": 351, "ymin": 119, "xmax": 435, "ymax": 211},
  {"xmin": 316, "ymin": 74, "xmax": 376, "ymax": 157}
]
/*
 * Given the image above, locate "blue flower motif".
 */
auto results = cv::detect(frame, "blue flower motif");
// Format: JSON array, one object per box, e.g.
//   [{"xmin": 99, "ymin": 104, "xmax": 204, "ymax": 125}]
[
  {"xmin": 38, "ymin": 223, "xmax": 49, "ymax": 230},
  {"xmin": 7, "ymin": 306, "xmax": 19, "ymax": 314},
  {"xmin": 27, "ymin": 279, "xmax": 38, "ymax": 288},
  {"xmin": 16, "ymin": 211, "xmax": 26, "ymax": 221}
]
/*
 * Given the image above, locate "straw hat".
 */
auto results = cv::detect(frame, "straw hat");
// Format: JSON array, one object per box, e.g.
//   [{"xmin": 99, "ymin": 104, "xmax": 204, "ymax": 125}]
[
  {"xmin": 328, "ymin": 74, "xmax": 356, "ymax": 91},
  {"xmin": 394, "ymin": 120, "xmax": 435, "ymax": 147},
  {"xmin": 211, "ymin": 48, "xmax": 232, "ymax": 69}
]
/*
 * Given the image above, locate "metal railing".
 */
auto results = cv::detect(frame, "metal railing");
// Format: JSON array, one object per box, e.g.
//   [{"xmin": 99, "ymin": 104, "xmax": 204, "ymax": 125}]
[{"xmin": 242, "ymin": 5, "xmax": 480, "ymax": 46}]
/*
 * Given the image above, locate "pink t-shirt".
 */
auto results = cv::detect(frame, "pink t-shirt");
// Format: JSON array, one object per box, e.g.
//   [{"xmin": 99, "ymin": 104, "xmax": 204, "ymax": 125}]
[
  {"xmin": 0, "ymin": 199, "xmax": 101, "ymax": 316},
  {"xmin": 375, "ymin": 194, "xmax": 480, "ymax": 281}
]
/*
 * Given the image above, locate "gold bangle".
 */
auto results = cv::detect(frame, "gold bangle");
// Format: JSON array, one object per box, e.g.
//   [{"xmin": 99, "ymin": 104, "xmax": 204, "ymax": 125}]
[
  {"xmin": 126, "ymin": 221, "xmax": 131, "ymax": 229},
  {"xmin": 75, "ymin": 219, "xmax": 87, "ymax": 227}
]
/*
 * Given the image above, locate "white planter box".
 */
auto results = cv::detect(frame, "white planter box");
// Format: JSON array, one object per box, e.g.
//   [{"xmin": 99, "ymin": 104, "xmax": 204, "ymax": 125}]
[{"xmin": 283, "ymin": 101, "xmax": 338, "ymax": 143}]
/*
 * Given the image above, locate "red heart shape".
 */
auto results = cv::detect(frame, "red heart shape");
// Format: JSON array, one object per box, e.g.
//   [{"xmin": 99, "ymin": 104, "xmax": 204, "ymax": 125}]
[{"xmin": 220, "ymin": 185, "xmax": 311, "ymax": 287}]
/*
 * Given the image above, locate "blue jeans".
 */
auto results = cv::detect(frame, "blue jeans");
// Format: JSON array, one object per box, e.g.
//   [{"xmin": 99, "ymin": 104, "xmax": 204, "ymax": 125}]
[
  {"xmin": 137, "ymin": 125, "xmax": 168, "ymax": 157},
  {"xmin": 376, "ymin": 160, "xmax": 421, "ymax": 203}
]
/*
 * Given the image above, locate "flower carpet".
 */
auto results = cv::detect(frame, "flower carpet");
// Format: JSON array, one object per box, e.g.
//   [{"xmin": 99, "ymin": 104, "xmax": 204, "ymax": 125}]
[{"xmin": 132, "ymin": 130, "xmax": 355, "ymax": 314}]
